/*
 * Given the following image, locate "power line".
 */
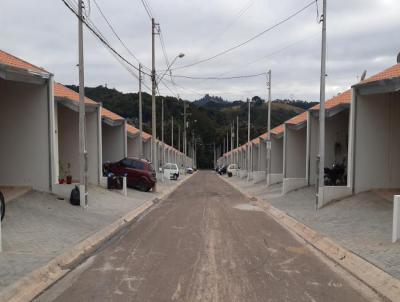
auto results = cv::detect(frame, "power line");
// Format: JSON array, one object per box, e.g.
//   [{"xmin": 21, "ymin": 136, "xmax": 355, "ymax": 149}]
[
  {"xmin": 61, "ymin": 0, "xmax": 152, "ymax": 79},
  {"xmin": 203, "ymin": 0, "xmax": 254, "ymax": 50},
  {"xmin": 172, "ymin": 0, "xmax": 316, "ymax": 70},
  {"xmin": 170, "ymin": 72, "xmax": 267, "ymax": 80},
  {"xmin": 92, "ymin": 0, "xmax": 150, "ymax": 71},
  {"xmin": 140, "ymin": 0, "xmax": 154, "ymax": 20},
  {"xmin": 158, "ymin": 29, "xmax": 171, "ymax": 69}
]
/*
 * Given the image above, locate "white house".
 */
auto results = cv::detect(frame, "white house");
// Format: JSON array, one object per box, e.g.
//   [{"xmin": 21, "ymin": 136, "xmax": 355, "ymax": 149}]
[
  {"xmin": 307, "ymin": 90, "xmax": 352, "ymax": 208},
  {"xmin": 53, "ymin": 83, "xmax": 102, "ymax": 194},
  {"xmin": 0, "ymin": 50, "xmax": 55, "ymax": 195},
  {"xmin": 261, "ymin": 124, "xmax": 285, "ymax": 186},
  {"xmin": 101, "ymin": 108, "xmax": 127, "ymax": 164},
  {"xmin": 282, "ymin": 112, "xmax": 308, "ymax": 194}
]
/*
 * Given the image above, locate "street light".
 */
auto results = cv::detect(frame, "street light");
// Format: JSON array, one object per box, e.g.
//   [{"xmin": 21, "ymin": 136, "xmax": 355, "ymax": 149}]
[
  {"xmin": 157, "ymin": 53, "xmax": 185, "ymax": 85},
  {"xmin": 157, "ymin": 53, "xmax": 185, "ymax": 182}
]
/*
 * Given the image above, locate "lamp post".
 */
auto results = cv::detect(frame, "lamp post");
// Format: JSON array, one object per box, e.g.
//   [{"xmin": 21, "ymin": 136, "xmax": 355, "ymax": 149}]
[{"xmin": 152, "ymin": 53, "xmax": 185, "ymax": 181}]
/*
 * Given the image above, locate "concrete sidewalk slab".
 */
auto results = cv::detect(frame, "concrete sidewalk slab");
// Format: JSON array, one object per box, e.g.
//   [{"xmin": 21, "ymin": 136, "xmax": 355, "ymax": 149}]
[
  {"xmin": 221, "ymin": 175, "xmax": 400, "ymax": 302},
  {"xmin": 0, "ymin": 173, "xmax": 194, "ymax": 302}
]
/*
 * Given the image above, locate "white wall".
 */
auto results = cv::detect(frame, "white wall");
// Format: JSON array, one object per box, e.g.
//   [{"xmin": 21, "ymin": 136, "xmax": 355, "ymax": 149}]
[
  {"xmin": 271, "ymin": 136, "xmax": 283, "ymax": 174},
  {"xmin": 57, "ymin": 104, "xmax": 100, "ymax": 185},
  {"xmin": 0, "ymin": 79, "xmax": 51, "ymax": 191},
  {"xmin": 354, "ymin": 92, "xmax": 400, "ymax": 193},
  {"xmin": 143, "ymin": 140, "xmax": 151, "ymax": 161},
  {"xmin": 285, "ymin": 126, "xmax": 307, "ymax": 178},
  {"xmin": 252, "ymin": 144, "xmax": 259, "ymax": 170},
  {"xmin": 127, "ymin": 136, "xmax": 140, "ymax": 157},
  {"xmin": 102, "ymin": 123, "xmax": 125, "ymax": 163}
]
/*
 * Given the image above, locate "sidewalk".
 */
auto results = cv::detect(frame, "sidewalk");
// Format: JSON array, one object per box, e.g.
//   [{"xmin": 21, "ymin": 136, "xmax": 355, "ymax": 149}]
[
  {"xmin": 0, "ymin": 175, "xmax": 191, "ymax": 297},
  {"xmin": 224, "ymin": 175, "xmax": 400, "ymax": 280}
]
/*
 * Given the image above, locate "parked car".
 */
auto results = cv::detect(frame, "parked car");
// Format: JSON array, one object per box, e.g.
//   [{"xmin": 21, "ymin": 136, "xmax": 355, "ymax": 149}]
[
  {"xmin": 227, "ymin": 164, "xmax": 239, "ymax": 177},
  {"xmin": 0, "ymin": 190, "xmax": 5, "ymax": 221},
  {"xmin": 103, "ymin": 157, "xmax": 156, "ymax": 192},
  {"xmin": 186, "ymin": 167, "xmax": 194, "ymax": 174},
  {"xmin": 164, "ymin": 163, "xmax": 180, "ymax": 180}
]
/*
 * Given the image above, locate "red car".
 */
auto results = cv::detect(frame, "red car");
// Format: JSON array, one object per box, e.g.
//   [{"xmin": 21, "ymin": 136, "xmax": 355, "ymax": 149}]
[{"xmin": 104, "ymin": 157, "xmax": 156, "ymax": 192}]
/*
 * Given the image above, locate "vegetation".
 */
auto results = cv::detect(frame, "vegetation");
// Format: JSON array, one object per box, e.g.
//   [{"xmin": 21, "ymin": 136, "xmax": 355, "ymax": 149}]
[{"xmin": 67, "ymin": 85, "xmax": 310, "ymax": 169}]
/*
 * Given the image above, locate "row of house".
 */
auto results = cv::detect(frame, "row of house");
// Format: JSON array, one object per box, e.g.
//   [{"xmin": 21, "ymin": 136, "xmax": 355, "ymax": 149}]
[
  {"xmin": 0, "ymin": 49, "xmax": 192, "ymax": 201},
  {"xmin": 218, "ymin": 60, "xmax": 400, "ymax": 241}
]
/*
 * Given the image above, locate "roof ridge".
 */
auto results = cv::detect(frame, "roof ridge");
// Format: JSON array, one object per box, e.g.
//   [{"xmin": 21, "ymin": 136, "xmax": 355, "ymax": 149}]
[{"xmin": 0, "ymin": 49, "xmax": 48, "ymax": 73}]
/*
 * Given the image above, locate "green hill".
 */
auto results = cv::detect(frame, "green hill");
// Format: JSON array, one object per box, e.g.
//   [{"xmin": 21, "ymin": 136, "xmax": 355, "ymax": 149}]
[{"xmin": 67, "ymin": 85, "xmax": 308, "ymax": 168}]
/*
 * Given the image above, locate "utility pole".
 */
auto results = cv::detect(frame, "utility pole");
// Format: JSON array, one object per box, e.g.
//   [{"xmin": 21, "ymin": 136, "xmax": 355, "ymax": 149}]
[
  {"xmin": 178, "ymin": 124, "xmax": 181, "ymax": 152},
  {"xmin": 214, "ymin": 141, "xmax": 216, "ymax": 169},
  {"xmin": 236, "ymin": 116, "xmax": 239, "ymax": 148},
  {"xmin": 231, "ymin": 123, "xmax": 234, "ymax": 164},
  {"xmin": 161, "ymin": 97, "xmax": 165, "ymax": 181},
  {"xmin": 237, "ymin": 116, "xmax": 239, "ymax": 165},
  {"xmin": 266, "ymin": 70, "xmax": 272, "ymax": 185},
  {"xmin": 183, "ymin": 102, "xmax": 187, "ymax": 166},
  {"xmin": 151, "ymin": 17, "xmax": 158, "ymax": 189},
  {"xmin": 171, "ymin": 116, "xmax": 174, "ymax": 148},
  {"xmin": 138, "ymin": 63, "xmax": 143, "ymax": 157},
  {"xmin": 78, "ymin": 0, "xmax": 87, "ymax": 207},
  {"xmin": 317, "ymin": 0, "xmax": 327, "ymax": 208},
  {"xmin": 247, "ymin": 98, "xmax": 251, "ymax": 181}
]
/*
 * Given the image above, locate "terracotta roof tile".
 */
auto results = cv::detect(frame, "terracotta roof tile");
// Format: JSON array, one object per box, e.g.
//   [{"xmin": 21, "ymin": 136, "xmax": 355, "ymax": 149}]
[
  {"xmin": 54, "ymin": 82, "xmax": 97, "ymax": 105},
  {"xmin": 285, "ymin": 111, "xmax": 307, "ymax": 126},
  {"xmin": 101, "ymin": 108, "xmax": 125, "ymax": 121},
  {"xmin": 271, "ymin": 124, "xmax": 285, "ymax": 135},
  {"xmin": 127, "ymin": 124, "xmax": 139, "ymax": 136},
  {"xmin": 311, "ymin": 89, "xmax": 352, "ymax": 110},
  {"xmin": 0, "ymin": 49, "xmax": 48, "ymax": 74},
  {"xmin": 142, "ymin": 131, "xmax": 151, "ymax": 140},
  {"xmin": 361, "ymin": 64, "xmax": 400, "ymax": 84}
]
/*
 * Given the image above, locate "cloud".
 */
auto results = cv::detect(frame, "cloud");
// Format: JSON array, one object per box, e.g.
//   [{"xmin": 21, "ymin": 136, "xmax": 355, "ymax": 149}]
[{"xmin": 1, "ymin": 0, "xmax": 399, "ymax": 102}]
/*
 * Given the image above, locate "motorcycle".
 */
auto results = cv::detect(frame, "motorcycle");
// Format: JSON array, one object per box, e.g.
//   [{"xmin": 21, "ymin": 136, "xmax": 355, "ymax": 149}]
[
  {"xmin": 0, "ymin": 190, "xmax": 5, "ymax": 221},
  {"xmin": 324, "ymin": 160, "xmax": 346, "ymax": 186}
]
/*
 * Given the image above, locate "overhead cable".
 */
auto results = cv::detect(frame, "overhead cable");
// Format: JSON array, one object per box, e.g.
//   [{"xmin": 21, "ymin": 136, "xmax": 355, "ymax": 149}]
[
  {"xmin": 61, "ymin": 0, "xmax": 152, "ymax": 78},
  {"xmin": 170, "ymin": 72, "xmax": 267, "ymax": 80},
  {"xmin": 172, "ymin": 0, "xmax": 316, "ymax": 70}
]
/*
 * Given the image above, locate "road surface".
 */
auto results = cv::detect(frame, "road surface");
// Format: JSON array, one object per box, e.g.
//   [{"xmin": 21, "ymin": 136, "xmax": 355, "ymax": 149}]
[{"xmin": 36, "ymin": 171, "xmax": 378, "ymax": 302}]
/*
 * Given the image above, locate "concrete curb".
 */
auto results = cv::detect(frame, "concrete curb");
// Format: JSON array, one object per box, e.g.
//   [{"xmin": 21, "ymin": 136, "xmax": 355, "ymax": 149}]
[
  {"xmin": 219, "ymin": 175, "xmax": 400, "ymax": 302},
  {"xmin": 0, "ymin": 173, "xmax": 195, "ymax": 302}
]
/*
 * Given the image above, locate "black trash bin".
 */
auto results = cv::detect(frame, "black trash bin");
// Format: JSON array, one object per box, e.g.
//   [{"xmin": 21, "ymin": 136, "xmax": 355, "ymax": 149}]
[{"xmin": 107, "ymin": 173, "xmax": 123, "ymax": 190}]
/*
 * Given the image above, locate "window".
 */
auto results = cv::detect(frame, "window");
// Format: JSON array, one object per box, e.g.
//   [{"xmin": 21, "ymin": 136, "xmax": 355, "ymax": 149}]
[
  {"xmin": 121, "ymin": 158, "xmax": 131, "ymax": 167},
  {"xmin": 132, "ymin": 159, "xmax": 145, "ymax": 170}
]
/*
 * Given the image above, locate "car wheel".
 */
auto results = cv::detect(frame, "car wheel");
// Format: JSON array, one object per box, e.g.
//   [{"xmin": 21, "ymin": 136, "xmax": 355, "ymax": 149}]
[
  {"xmin": 0, "ymin": 191, "xmax": 5, "ymax": 221},
  {"xmin": 137, "ymin": 179, "xmax": 149, "ymax": 192}
]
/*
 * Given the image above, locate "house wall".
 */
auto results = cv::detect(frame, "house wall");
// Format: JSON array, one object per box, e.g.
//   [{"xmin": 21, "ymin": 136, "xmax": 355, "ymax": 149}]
[
  {"xmin": 127, "ymin": 136, "xmax": 140, "ymax": 158},
  {"xmin": 259, "ymin": 141, "xmax": 267, "ymax": 171},
  {"xmin": 102, "ymin": 123, "xmax": 125, "ymax": 163},
  {"xmin": 0, "ymin": 79, "xmax": 51, "ymax": 191},
  {"xmin": 354, "ymin": 92, "xmax": 400, "ymax": 193},
  {"xmin": 57, "ymin": 104, "xmax": 100, "ymax": 185},
  {"xmin": 271, "ymin": 136, "xmax": 283, "ymax": 174},
  {"xmin": 285, "ymin": 126, "xmax": 307, "ymax": 178},
  {"xmin": 143, "ymin": 140, "xmax": 151, "ymax": 162},
  {"xmin": 252, "ymin": 145, "xmax": 259, "ymax": 170}
]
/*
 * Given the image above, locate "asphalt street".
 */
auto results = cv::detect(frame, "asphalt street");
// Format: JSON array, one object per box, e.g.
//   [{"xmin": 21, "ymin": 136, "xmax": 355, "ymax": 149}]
[{"xmin": 35, "ymin": 171, "xmax": 378, "ymax": 302}]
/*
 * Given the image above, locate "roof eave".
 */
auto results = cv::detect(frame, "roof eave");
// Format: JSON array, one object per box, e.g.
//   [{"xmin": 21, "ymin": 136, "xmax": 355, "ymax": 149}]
[
  {"xmin": 102, "ymin": 117, "xmax": 125, "ymax": 127},
  {"xmin": 0, "ymin": 64, "xmax": 50, "ymax": 85},
  {"xmin": 352, "ymin": 77, "xmax": 400, "ymax": 96}
]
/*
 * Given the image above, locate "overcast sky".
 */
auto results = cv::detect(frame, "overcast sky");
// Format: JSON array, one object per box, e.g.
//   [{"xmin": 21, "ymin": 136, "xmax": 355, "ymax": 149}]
[{"xmin": 1, "ymin": 0, "xmax": 399, "ymax": 102}]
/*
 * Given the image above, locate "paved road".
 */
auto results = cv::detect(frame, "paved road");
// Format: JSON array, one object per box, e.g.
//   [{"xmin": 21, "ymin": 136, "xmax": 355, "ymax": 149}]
[{"xmin": 36, "ymin": 171, "xmax": 377, "ymax": 302}]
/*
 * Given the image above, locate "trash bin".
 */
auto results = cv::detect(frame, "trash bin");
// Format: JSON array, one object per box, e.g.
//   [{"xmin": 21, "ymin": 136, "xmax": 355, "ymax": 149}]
[{"xmin": 107, "ymin": 173, "xmax": 123, "ymax": 190}]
